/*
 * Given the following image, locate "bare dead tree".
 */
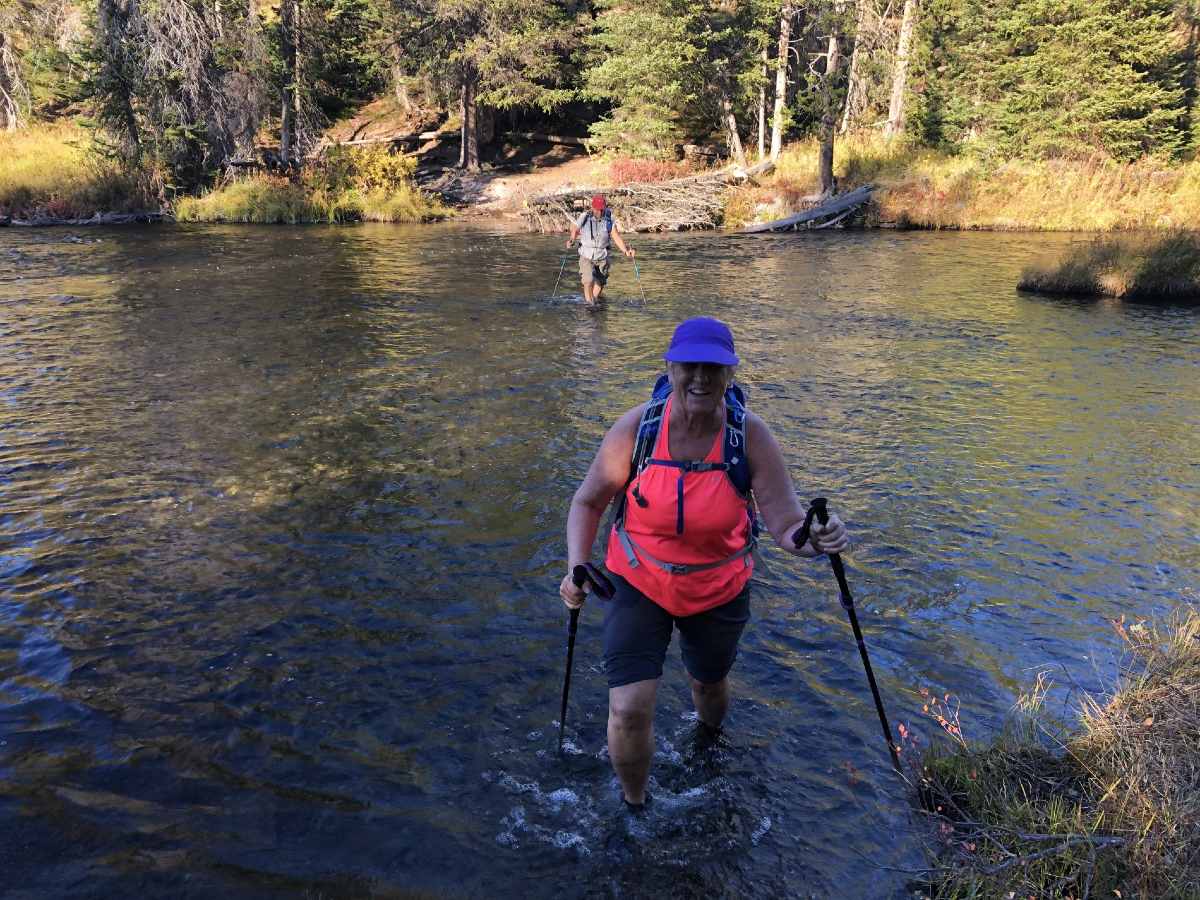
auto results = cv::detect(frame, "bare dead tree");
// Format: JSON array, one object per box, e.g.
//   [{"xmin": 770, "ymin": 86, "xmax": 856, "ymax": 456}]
[
  {"xmin": 884, "ymin": 0, "xmax": 918, "ymax": 137},
  {"xmin": 757, "ymin": 44, "xmax": 768, "ymax": 159},
  {"xmin": 818, "ymin": 1, "xmax": 848, "ymax": 195},
  {"xmin": 839, "ymin": 0, "xmax": 870, "ymax": 133},
  {"xmin": 720, "ymin": 83, "xmax": 748, "ymax": 168},
  {"xmin": 0, "ymin": 27, "xmax": 29, "ymax": 130},
  {"xmin": 770, "ymin": 2, "xmax": 794, "ymax": 161}
]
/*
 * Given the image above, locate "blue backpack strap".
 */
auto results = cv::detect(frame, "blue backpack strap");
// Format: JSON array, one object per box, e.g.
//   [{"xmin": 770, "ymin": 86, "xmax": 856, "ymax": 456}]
[
  {"xmin": 724, "ymin": 381, "xmax": 751, "ymax": 496},
  {"xmin": 613, "ymin": 374, "xmax": 672, "ymax": 527}
]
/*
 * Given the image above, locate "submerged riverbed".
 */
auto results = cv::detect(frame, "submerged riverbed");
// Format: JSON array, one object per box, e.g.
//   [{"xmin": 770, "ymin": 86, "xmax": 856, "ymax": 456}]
[{"xmin": 1, "ymin": 224, "xmax": 1198, "ymax": 898}]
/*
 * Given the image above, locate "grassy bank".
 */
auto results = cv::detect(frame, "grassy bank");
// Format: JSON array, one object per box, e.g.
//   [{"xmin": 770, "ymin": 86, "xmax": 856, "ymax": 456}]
[
  {"xmin": 724, "ymin": 136, "xmax": 1200, "ymax": 231},
  {"xmin": 175, "ymin": 175, "xmax": 448, "ymax": 224},
  {"xmin": 175, "ymin": 146, "xmax": 448, "ymax": 224},
  {"xmin": 913, "ymin": 609, "xmax": 1200, "ymax": 898},
  {"xmin": 0, "ymin": 123, "xmax": 149, "ymax": 219},
  {"xmin": 1018, "ymin": 233, "xmax": 1200, "ymax": 302}
]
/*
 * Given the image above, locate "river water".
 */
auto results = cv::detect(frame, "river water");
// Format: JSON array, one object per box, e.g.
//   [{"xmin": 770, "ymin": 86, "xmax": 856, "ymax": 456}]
[{"xmin": 1, "ymin": 223, "xmax": 1198, "ymax": 898}]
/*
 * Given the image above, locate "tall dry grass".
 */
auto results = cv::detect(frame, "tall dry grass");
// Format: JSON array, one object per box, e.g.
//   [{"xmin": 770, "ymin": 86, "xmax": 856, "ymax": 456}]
[
  {"xmin": 176, "ymin": 146, "xmax": 448, "ymax": 224},
  {"xmin": 913, "ymin": 609, "xmax": 1200, "ymax": 898},
  {"xmin": 0, "ymin": 123, "xmax": 148, "ymax": 219},
  {"xmin": 724, "ymin": 135, "xmax": 1200, "ymax": 232}
]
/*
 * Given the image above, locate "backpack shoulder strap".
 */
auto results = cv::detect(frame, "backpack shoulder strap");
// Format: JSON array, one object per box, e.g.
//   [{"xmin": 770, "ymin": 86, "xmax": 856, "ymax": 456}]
[
  {"xmin": 612, "ymin": 376, "xmax": 671, "ymax": 526},
  {"xmin": 723, "ymin": 381, "xmax": 751, "ymax": 496},
  {"xmin": 632, "ymin": 374, "xmax": 671, "ymax": 472}
]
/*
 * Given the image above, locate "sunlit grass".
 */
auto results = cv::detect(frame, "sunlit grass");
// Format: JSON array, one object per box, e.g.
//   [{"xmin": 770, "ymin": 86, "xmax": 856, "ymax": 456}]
[
  {"xmin": 175, "ymin": 174, "xmax": 449, "ymax": 224},
  {"xmin": 0, "ymin": 123, "xmax": 147, "ymax": 219},
  {"xmin": 912, "ymin": 609, "xmax": 1200, "ymax": 898},
  {"xmin": 725, "ymin": 135, "xmax": 1200, "ymax": 232}
]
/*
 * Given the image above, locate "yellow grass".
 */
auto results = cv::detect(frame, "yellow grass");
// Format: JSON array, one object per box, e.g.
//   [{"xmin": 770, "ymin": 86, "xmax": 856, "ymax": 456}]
[
  {"xmin": 725, "ymin": 135, "xmax": 1200, "ymax": 232},
  {"xmin": 175, "ymin": 176, "xmax": 449, "ymax": 224},
  {"xmin": 0, "ymin": 123, "xmax": 146, "ymax": 219}
]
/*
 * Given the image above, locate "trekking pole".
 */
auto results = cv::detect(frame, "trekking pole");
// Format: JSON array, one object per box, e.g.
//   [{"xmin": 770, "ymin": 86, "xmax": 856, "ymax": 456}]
[
  {"xmin": 551, "ymin": 255, "xmax": 568, "ymax": 300},
  {"xmin": 791, "ymin": 498, "xmax": 900, "ymax": 772},
  {"xmin": 558, "ymin": 562, "xmax": 615, "ymax": 753},
  {"xmin": 632, "ymin": 256, "xmax": 648, "ymax": 305}
]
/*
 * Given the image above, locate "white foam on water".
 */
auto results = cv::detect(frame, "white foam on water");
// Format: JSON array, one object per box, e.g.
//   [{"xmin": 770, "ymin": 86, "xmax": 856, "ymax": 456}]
[
  {"xmin": 545, "ymin": 787, "xmax": 580, "ymax": 811},
  {"xmin": 526, "ymin": 730, "xmax": 543, "ymax": 740},
  {"xmin": 751, "ymin": 815, "xmax": 772, "ymax": 846},
  {"xmin": 552, "ymin": 830, "xmax": 591, "ymax": 854}
]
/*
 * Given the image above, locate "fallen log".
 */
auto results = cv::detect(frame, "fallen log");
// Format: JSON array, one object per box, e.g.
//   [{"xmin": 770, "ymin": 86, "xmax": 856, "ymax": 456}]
[
  {"xmin": 741, "ymin": 184, "xmax": 874, "ymax": 233},
  {"xmin": 506, "ymin": 131, "xmax": 589, "ymax": 147},
  {"xmin": 11, "ymin": 211, "xmax": 167, "ymax": 227}
]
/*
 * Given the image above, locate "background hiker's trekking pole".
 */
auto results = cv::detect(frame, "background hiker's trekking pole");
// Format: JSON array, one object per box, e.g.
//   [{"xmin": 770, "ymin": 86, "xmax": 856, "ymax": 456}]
[
  {"xmin": 792, "ymin": 497, "xmax": 901, "ymax": 772},
  {"xmin": 551, "ymin": 255, "xmax": 568, "ymax": 299},
  {"xmin": 632, "ymin": 257, "xmax": 648, "ymax": 305},
  {"xmin": 558, "ymin": 563, "xmax": 614, "ymax": 753}
]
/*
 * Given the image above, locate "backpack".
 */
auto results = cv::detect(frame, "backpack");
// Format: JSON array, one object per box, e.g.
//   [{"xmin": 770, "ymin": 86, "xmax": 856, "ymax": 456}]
[
  {"xmin": 581, "ymin": 209, "xmax": 614, "ymax": 243},
  {"xmin": 613, "ymin": 374, "xmax": 752, "ymax": 530},
  {"xmin": 608, "ymin": 374, "xmax": 759, "ymax": 575}
]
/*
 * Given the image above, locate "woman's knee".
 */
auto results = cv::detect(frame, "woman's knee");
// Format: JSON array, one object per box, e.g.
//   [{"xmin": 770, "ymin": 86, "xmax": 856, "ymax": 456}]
[{"xmin": 609, "ymin": 686, "xmax": 656, "ymax": 732}]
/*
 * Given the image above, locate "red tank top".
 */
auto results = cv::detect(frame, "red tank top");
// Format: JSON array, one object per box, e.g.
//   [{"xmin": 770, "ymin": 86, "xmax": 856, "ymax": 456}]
[{"xmin": 605, "ymin": 396, "xmax": 753, "ymax": 616}]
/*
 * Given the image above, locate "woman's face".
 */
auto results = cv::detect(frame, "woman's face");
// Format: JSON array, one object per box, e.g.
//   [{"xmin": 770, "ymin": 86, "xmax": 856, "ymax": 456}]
[{"xmin": 668, "ymin": 362, "xmax": 733, "ymax": 417}]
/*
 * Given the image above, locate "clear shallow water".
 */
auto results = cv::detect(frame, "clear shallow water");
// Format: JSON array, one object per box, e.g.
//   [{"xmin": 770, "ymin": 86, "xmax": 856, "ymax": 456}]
[{"xmin": 0, "ymin": 223, "xmax": 1197, "ymax": 898}]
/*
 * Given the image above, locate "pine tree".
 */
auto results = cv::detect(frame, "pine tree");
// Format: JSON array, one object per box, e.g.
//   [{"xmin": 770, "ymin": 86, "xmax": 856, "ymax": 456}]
[{"xmin": 931, "ymin": 0, "xmax": 1186, "ymax": 160}]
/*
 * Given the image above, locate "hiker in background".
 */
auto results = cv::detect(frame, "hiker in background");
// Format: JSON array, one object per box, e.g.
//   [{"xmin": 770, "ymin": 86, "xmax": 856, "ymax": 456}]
[
  {"xmin": 559, "ymin": 316, "xmax": 848, "ymax": 812},
  {"xmin": 567, "ymin": 194, "xmax": 635, "ymax": 306}
]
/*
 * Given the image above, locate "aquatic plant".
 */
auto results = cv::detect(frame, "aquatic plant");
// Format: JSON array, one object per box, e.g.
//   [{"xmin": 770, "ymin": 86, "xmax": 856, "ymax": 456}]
[{"xmin": 908, "ymin": 608, "xmax": 1200, "ymax": 898}]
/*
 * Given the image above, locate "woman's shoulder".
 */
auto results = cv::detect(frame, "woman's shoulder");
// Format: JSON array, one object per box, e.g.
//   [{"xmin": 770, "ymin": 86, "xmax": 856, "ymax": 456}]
[{"xmin": 743, "ymin": 410, "xmax": 781, "ymax": 458}]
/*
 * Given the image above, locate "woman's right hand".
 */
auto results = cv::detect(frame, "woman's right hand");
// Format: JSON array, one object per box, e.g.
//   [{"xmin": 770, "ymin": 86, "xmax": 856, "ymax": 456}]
[{"xmin": 560, "ymin": 571, "xmax": 587, "ymax": 610}]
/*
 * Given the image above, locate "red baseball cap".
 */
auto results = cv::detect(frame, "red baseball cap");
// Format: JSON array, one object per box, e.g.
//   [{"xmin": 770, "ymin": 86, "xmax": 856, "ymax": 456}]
[{"xmin": 591, "ymin": 194, "xmax": 606, "ymax": 211}]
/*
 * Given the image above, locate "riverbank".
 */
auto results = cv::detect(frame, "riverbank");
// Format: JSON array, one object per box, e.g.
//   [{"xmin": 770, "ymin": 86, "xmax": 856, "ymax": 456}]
[
  {"xmin": 5, "ymin": 124, "xmax": 1200, "ymax": 233},
  {"xmin": 914, "ymin": 609, "xmax": 1200, "ymax": 898},
  {"xmin": 1018, "ymin": 233, "xmax": 1200, "ymax": 302},
  {"xmin": 725, "ymin": 136, "xmax": 1200, "ymax": 231}
]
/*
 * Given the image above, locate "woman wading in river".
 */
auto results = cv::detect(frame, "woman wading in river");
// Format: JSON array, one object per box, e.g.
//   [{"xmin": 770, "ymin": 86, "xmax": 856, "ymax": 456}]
[{"xmin": 560, "ymin": 317, "xmax": 848, "ymax": 810}]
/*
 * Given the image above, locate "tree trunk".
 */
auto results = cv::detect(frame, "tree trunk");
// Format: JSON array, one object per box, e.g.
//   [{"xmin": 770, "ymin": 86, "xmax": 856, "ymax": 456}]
[
  {"xmin": 769, "ymin": 3, "xmax": 793, "ymax": 161},
  {"xmin": 885, "ymin": 0, "xmax": 918, "ymax": 138},
  {"xmin": 757, "ymin": 45, "xmax": 767, "ymax": 159},
  {"xmin": 819, "ymin": 7, "xmax": 846, "ymax": 195},
  {"xmin": 0, "ymin": 31, "xmax": 23, "ymax": 132},
  {"xmin": 280, "ymin": 0, "xmax": 301, "ymax": 163},
  {"xmin": 96, "ymin": 0, "xmax": 141, "ymax": 154},
  {"xmin": 459, "ymin": 70, "xmax": 479, "ymax": 171},
  {"xmin": 477, "ymin": 102, "xmax": 494, "ymax": 147},
  {"xmin": 720, "ymin": 87, "xmax": 747, "ymax": 168},
  {"xmin": 839, "ymin": 0, "xmax": 869, "ymax": 134},
  {"xmin": 391, "ymin": 44, "xmax": 411, "ymax": 111}
]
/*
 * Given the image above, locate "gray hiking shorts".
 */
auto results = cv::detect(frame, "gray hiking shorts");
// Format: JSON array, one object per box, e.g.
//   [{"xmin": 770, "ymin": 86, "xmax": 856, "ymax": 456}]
[
  {"xmin": 602, "ymin": 573, "xmax": 751, "ymax": 688},
  {"xmin": 579, "ymin": 253, "xmax": 611, "ymax": 285}
]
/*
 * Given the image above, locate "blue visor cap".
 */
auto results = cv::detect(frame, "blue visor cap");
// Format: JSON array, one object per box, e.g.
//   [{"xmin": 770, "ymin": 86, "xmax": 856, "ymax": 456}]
[{"xmin": 663, "ymin": 317, "xmax": 740, "ymax": 366}]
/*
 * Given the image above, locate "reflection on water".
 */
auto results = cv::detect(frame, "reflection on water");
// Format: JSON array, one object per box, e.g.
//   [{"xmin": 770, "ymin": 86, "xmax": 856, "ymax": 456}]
[{"xmin": 1, "ymin": 224, "xmax": 1198, "ymax": 897}]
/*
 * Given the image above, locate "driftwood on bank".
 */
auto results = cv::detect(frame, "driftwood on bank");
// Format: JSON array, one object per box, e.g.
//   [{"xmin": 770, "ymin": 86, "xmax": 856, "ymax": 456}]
[
  {"xmin": 741, "ymin": 184, "xmax": 874, "ymax": 233},
  {"xmin": 522, "ymin": 159, "xmax": 775, "ymax": 233},
  {"xmin": 8, "ymin": 211, "xmax": 166, "ymax": 227}
]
